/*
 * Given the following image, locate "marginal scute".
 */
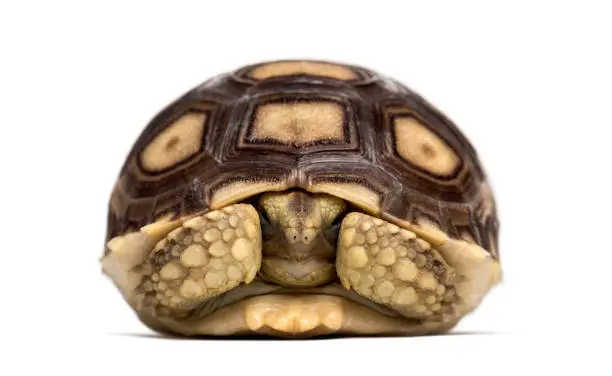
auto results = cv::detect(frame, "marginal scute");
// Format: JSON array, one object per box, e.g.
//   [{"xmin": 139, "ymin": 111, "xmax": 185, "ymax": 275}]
[
  {"xmin": 392, "ymin": 116, "xmax": 460, "ymax": 177},
  {"xmin": 249, "ymin": 100, "xmax": 346, "ymax": 145},
  {"xmin": 415, "ymin": 218, "xmax": 450, "ymax": 246},
  {"xmin": 478, "ymin": 182, "xmax": 496, "ymax": 219},
  {"xmin": 488, "ymin": 230, "xmax": 499, "ymax": 259},
  {"xmin": 247, "ymin": 61, "xmax": 358, "ymax": 81},
  {"xmin": 210, "ymin": 179, "xmax": 288, "ymax": 209},
  {"xmin": 387, "ymin": 216, "xmax": 448, "ymax": 247},
  {"xmin": 308, "ymin": 182, "xmax": 380, "ymax": 214},
  {"xmin": 141, "ymin": 215, "xmax": 185, "ymax": 243},
  {"xmin": 139, "ymin": 112, "xmax": 207, "ymax": 173}
]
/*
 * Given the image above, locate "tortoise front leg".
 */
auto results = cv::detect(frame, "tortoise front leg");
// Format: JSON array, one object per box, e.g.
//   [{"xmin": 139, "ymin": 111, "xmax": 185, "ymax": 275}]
[
  {"xmin": 102, "ymin": 204, "xmax": 262, "ymax": 324},
  {"xmin": 335, "ymin": 212, "xmax": 499, "ymax": 333}
]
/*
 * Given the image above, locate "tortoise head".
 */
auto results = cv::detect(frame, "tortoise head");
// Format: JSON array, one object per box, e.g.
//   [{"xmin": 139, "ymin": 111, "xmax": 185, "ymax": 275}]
[{"xmin": 257, "ymin": 191, "xmax": 346, "ymax": 287}]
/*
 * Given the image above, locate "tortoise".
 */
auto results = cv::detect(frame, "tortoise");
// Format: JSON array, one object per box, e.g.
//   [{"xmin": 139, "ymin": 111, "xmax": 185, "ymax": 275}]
[{"xmin": 101, "ymin": 59, "xmax": 502, "ymax": 338}]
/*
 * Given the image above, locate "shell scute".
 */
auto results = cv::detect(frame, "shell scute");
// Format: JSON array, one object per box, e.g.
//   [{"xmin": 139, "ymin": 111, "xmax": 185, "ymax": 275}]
[{"xmin": 107, "ymin": 60, "xmax": 498, "ymax": 259}]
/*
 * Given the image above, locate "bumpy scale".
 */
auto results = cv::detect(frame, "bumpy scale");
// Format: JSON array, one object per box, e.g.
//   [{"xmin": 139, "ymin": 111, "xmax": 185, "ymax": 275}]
[
  {"xmin": 336, "ymin": 212, "xmax": 458, "ymax": 320},
  {"xmin": 105, "ymin": 204, "xmax": 262, "ymax": 319}
]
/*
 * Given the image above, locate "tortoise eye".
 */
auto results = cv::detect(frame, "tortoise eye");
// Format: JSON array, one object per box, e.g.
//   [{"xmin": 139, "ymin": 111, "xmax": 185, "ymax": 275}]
[
  {"xmin": 325, "ymin": 216, "xmax": 344, "ymax": 247},
  {"xmin": 139, "ymin": 112, "xmax": 207, "ymax": 173},
  {"xmin": 392, "ymin": 116, "xmax": 460, "ymax": 177},
  {"xmin": 259, "ymin": 210, "xmax": 276, "ymax": 241}
]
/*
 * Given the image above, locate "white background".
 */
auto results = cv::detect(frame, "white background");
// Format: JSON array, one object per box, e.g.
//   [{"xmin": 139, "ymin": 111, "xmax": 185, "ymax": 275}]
[{"xmin": 1, "ymin": 1, "xmax": 611, "ymax": 375}]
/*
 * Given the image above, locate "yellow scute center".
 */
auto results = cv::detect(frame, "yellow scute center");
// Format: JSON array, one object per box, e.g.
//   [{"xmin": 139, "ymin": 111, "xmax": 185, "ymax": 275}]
[
  {"xmin": 140, "ymin": 112, "xmax": 207, "ymax": 172},
  {"xmin": 249, "ymin": 61, "xmax": 357, "ymax": 80},
  {"xmin": 393, "ymin": 117, "xmax": 460, "ymax": 176},
  {"xmin": 251, "ymin": 101, "xmax": 345, "ymax": 145}
]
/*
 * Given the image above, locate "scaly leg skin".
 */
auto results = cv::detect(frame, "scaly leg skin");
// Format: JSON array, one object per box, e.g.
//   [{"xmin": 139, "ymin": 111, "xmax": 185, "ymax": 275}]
[
  {"xmin": 103, "ymin": 204, "xmax": 262, "ymax": 330},
  {"xmin": 336, "ymin": 212, "xmax": 499, "ymax": 333}
]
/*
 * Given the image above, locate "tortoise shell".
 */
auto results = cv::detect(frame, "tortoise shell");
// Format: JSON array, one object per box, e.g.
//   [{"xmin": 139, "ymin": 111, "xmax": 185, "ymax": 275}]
[{"xmin": 107, "ymin": 59, "xmax": 499, "ymax": 260}]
